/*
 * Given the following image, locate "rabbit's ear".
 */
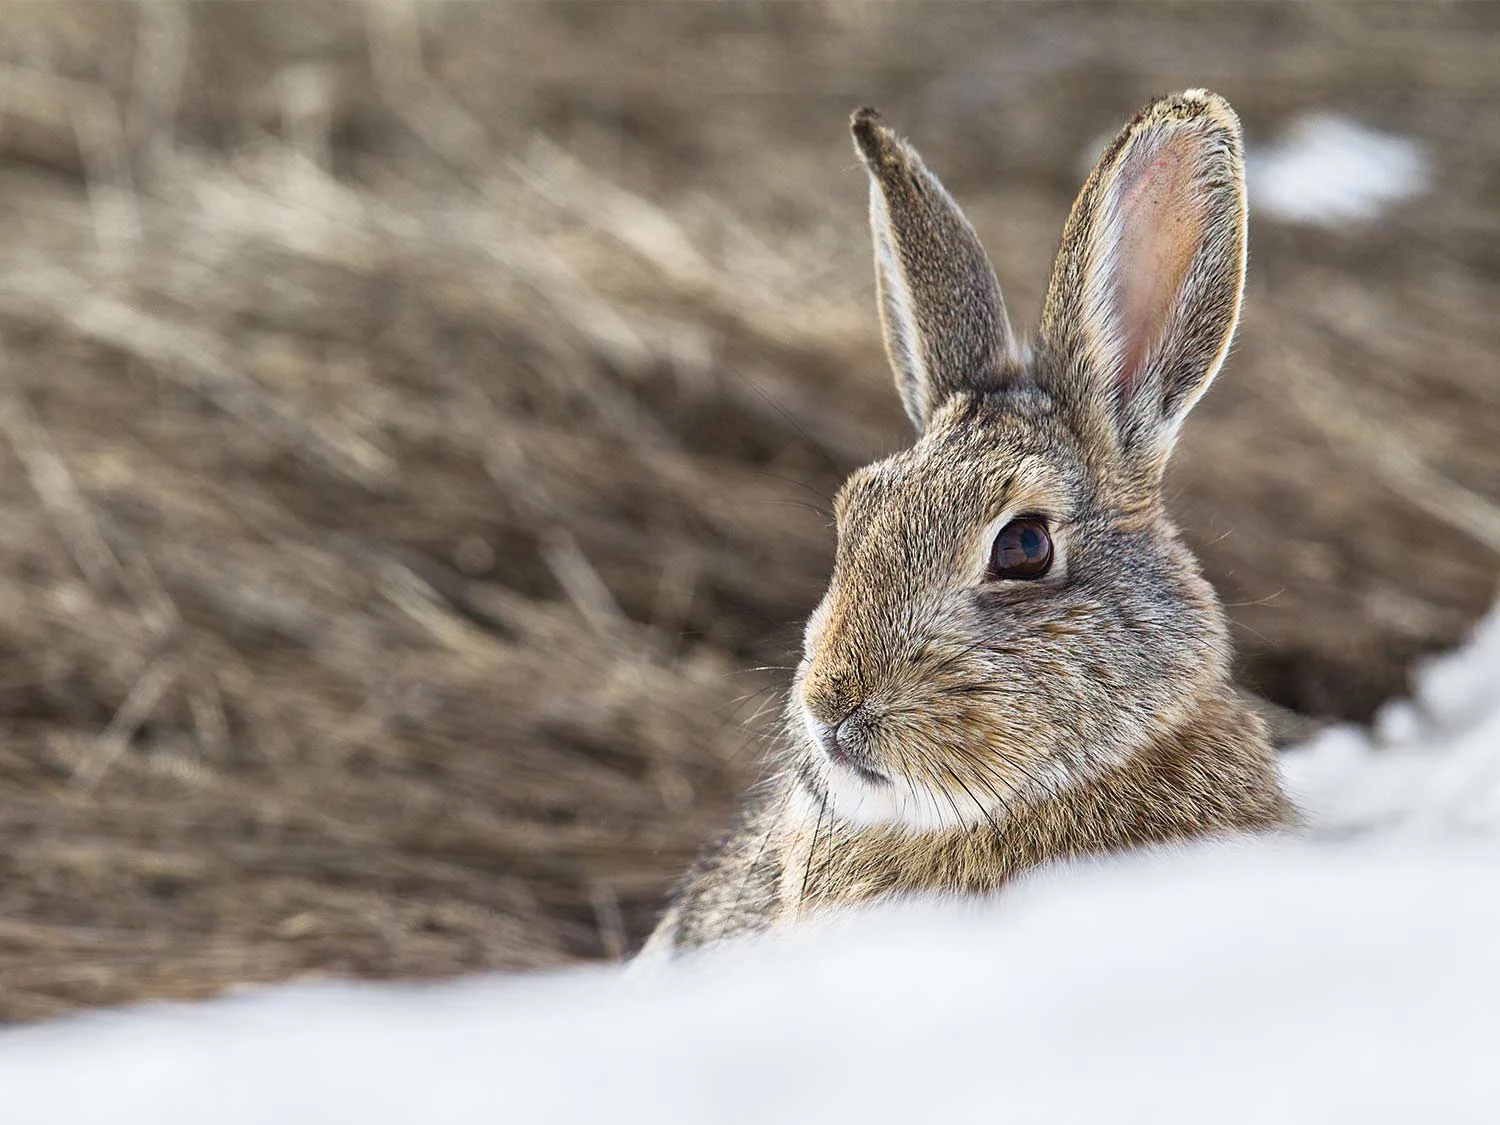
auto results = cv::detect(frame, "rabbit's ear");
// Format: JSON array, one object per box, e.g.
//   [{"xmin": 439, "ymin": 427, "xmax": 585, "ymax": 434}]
[
  {"xmin": 1040, "ymin": 91, "xmax": 1247, "ymax": 478},
  {"xmin": 852, "ymin": 108, "xmax": 1017, "ymax": 432}
]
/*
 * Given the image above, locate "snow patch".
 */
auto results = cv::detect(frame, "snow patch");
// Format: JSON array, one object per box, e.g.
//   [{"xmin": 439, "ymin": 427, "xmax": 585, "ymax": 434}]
[
  {"xmin": 1248, "ymin": 112, "xmax": 1428, "ymax": 226},
  {"xmin": 0, "ymin": 842, "xmax": 1497, "ymax": 1124},
  {"xmin": 1283, "ymin": 600, "xmax": 1500, "ymax": 839}
]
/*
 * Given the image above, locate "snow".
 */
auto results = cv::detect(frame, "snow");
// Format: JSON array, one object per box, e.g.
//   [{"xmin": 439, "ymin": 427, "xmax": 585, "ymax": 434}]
[
  {"xmin": 1, "ymin": 842, "xmax": 1497, "ymax": 1123},
  {"xmin": 4, "ymin": 606, "xmax": 1500, "ymax": 1123},
  {"xmin": 1282, "ymin": 601, "xmax": 1500, "ymax": 839},
  {"xmin": 1248, "ymin": 112, "xmax": 1429, "ymax": 227}
]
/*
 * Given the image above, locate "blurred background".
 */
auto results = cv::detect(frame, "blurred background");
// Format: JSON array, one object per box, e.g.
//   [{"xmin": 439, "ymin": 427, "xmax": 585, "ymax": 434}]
[{"xmin": 0, "ymin": 1, "xmax": 1496, "ymax": 1021}]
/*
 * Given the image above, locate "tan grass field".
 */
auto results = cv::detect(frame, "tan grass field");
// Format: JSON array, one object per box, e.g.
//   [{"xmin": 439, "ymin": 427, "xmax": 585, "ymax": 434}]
[{"xmin": 0, "ymin": 1, "xmax": 1497, "ymax": 1020}]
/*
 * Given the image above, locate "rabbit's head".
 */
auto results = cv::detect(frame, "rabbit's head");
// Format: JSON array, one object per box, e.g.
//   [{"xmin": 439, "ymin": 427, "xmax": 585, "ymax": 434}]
[{"xmin": 794, "ymin": 91, "xmax": 1249, "ymax": 831}]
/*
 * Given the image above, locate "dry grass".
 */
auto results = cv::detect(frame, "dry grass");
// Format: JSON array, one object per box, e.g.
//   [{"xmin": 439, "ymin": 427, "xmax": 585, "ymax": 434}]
[{"xmin": 0, "ymin": 1, "xmax": 1496, "ymax": 1021}]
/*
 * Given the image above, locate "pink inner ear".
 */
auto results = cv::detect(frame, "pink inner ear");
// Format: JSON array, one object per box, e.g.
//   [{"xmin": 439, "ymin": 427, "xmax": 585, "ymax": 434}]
[{"xmin": 1111, "ymin": 132, "xmax": 1208, "ymax": 396}]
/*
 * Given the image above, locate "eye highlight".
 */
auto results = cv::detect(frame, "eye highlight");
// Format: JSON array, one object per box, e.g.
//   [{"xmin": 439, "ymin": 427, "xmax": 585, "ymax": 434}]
[{"xmin": 988, "ymin": 517, "xmax": 1053, "ymax": 581}]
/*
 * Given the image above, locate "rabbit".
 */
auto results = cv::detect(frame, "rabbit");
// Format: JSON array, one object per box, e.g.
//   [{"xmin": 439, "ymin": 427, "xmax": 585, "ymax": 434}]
[{"xmin": 642, "ymin": 90, "xmax": 1297, "ymax": 958}]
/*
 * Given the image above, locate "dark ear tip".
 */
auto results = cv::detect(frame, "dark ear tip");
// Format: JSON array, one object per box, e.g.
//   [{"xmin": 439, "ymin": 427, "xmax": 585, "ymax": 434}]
[
  {"xmin": 850, "ymin": 106, "xmax": 896, "ymax": 166},
  {"xmin": 1138, "ymin": 89, "xmax": 1244, "ymax": 147}
]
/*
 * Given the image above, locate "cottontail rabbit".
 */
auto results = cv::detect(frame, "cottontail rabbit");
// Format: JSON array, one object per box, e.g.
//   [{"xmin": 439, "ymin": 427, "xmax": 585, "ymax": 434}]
[{"xmin": 644, "ymin": 90, "xmax": 1296, "ymax": 957}]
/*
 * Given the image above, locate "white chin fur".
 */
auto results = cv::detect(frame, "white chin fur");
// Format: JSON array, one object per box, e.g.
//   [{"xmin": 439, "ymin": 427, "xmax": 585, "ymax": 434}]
[
  {"xmin": 794, "ymin": 707, "xmax": 948, "ymax": 831},
  {"xmin": 794, "ymin": 705, "xmax": 1075, "ymax": 833},
  {"xmin": 811, "ymin": 758, "xmax": 1012, "ymax": 833}
]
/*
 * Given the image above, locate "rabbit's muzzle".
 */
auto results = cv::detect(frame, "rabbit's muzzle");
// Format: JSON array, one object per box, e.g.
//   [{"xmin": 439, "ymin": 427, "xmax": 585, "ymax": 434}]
[{"xmin": 804, "ymin": 704, "xmax": 888, "ymax": 785}]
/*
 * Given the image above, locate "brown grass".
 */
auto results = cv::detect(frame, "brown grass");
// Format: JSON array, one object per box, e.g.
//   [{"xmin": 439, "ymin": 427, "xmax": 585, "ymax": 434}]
[{"xmin": 0, "ymin": 1, "xmax": 1496, "ymax": 1021}]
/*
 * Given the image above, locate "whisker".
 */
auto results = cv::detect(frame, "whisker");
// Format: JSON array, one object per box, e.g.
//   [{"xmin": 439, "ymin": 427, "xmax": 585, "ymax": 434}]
[
  {"xmin": 963, "ymin": 738, "xmax": 1055, "ymax": 802},
  {"xmin": 1222, "ymin": 587, "xmax": 1286, "ymax": 609},
  {"xmin": 942, "ymin": 755, "xmax": 1010, "ymax": 834},
  {"xmin": 797, "ymin": 784, "xmax": 830, "ymax": 918},
  {"xmin": 929, "ymin": 759, "xmax": 976, "ymax": 838},
  {"xmin": 733, "ymin": 371, "xmax": 845, "ymax": 479},
  {"xmin": 747, "ymin": 468, "xmax": 838, "ymax": 513},
  {"xmin": 946, "ymin": 741, "xmax": 1026, "ymax": 809},
  {"xmin": 730, "ymin": 771, "xmax": 800, "ymax": 924}
]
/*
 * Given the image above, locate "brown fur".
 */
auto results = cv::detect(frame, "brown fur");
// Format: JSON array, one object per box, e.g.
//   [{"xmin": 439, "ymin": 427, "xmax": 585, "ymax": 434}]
[
  {"xmin": 648, "ymin": 689, "xmax": 1290, "ymax": 953},
  {"xmin": 644, "ymin": 91, "xmax": 1296, "ymax": 958},
  {"xmin": 852, "ymin": 106, "xmax": 1020, "ymax": 426}
]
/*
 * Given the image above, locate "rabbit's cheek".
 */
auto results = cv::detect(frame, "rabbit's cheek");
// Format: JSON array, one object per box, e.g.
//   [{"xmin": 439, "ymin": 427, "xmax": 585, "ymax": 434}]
[{"xmin": 802, "ymin": 592, "xmax": 835, "ymax": 654}]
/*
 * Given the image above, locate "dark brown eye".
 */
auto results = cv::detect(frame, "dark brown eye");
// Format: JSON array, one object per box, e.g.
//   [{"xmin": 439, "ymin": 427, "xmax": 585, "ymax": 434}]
[{"xmin": 988, "ymin": 518, "xmax": 1053, "ymax": 581}]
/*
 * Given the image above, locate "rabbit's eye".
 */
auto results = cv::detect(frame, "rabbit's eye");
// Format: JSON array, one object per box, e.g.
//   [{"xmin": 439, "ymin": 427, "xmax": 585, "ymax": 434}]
[{"xmin": 988, "ymin": 518, "xmax": 1053, "ymax": 581}]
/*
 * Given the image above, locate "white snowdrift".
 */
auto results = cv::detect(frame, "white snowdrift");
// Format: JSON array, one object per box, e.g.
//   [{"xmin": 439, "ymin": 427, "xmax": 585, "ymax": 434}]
[
  {"xmin": 1248, "ymin": 112, "xmax": 1429, "ymax": 227},
  {"xmin": 1283, "ymin": 599, "xmax": 1500, "ymax": 840},
  {"xmin": 3, "ymin": 604, "xmax": 1499, "ymax": 1124},
  {"xmin": 0, "ymin": 842, "xmax": 1496, "ymax": 1124}
]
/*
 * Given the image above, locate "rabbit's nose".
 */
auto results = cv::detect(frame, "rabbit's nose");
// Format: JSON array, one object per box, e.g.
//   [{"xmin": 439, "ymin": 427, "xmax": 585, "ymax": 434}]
[
  {"xmin": 809, "ymin": 705, "xmax": 886, "ymax": 782},
  {"xmin": 810, "ymin": 714, "xmax": 851, "ymax": 760}
]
